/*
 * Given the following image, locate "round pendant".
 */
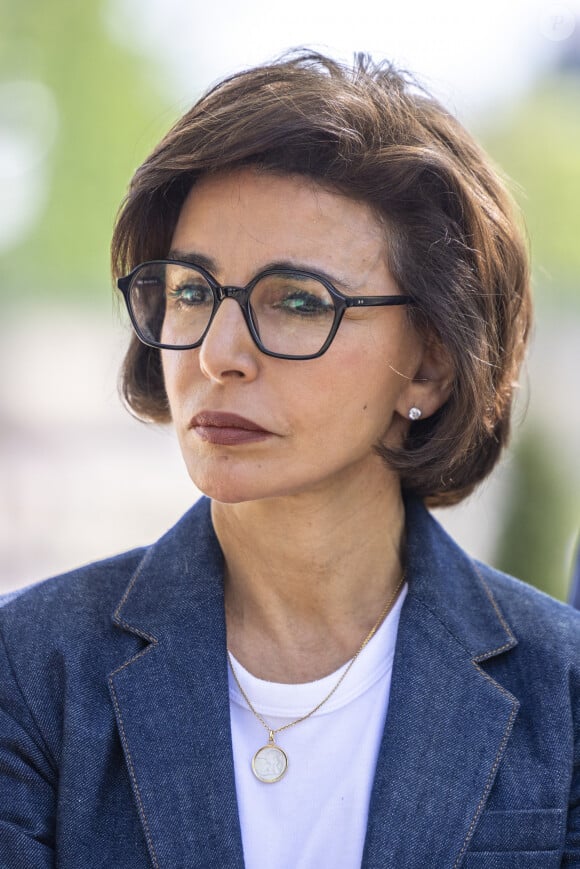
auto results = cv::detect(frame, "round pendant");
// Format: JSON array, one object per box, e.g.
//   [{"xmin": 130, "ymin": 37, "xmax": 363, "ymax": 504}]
[{"xmin": 252, "ymin": 743, "xmax": 288, "ymax": 783}]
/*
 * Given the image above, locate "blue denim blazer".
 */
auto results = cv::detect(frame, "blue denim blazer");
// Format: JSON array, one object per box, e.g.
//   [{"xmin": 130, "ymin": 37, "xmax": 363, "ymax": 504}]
[{"xmin": 1, "ymin": 496, "xmax": 579, "ymax": 868}]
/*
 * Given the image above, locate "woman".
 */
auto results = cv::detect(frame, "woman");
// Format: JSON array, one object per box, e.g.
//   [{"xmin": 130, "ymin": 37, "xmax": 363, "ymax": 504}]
[{"xmin": 1, "ymin": 52, "xmax": 579, "ymax": 868}]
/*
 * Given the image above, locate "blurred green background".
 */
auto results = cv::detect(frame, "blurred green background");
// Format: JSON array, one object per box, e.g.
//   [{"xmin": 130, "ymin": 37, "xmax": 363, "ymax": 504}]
[
  {"xmin": 481, "ymin": 68, "xmax": 580, "ymax": 600},
  {"xmin": 1, "ymin": 0, "xmax": 579, "ymax": 595},
  {"xmin": 0, "ymin": 0, "xmax": 169, "ymax": 298}
]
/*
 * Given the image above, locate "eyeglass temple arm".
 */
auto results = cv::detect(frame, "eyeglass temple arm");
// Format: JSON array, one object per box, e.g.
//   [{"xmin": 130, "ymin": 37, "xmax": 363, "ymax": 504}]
[{"xmin": 344, "ymin": 295, "xmax": 414, "ymax": 308}]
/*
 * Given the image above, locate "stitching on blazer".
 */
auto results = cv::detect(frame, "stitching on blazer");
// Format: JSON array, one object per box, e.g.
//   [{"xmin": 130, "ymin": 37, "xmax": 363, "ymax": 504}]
[
  {"xmin": 108, "ymin": 677, "xmax": 160, "ymax": 869},
  {"xmin": 112, "ymin": 553, "xmax": 151, "ymax": 624},
  {"xmin": 453, "ymin": 701, "xmax": 519, "ymax": 867},
  {"xmin": 108, "ymin": 641, "xmax": 157, "ymax": 679},
  {"xmin": 453, "ymin": 567, "xmax": 521, "ymax": 865},
  {"xmin": 410, "ymin": 573, "xmax": 520, "ymax": 867},
  {"xmin": 472, "ymin": 563, "xmax": 518, "ymax": 656},
  {"xmin": 409, "ymin": 560, "xmax": 516, "ymax": 660},
  {"xmin": 113, "ymin": 618, "xmax": 157, "ymax": 646},
  {"xmin": 111, "ymin": 551, "xmax": 159, "ymax": 645}
]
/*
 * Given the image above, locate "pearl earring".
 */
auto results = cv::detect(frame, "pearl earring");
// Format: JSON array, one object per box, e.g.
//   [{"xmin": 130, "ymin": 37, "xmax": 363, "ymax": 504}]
[{"xmin": 408, "ymin": 407, "xmax": 422, "ymax": 421}]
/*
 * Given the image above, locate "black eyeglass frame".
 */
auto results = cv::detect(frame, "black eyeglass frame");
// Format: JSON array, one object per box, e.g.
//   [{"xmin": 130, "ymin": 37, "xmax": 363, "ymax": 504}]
[{"xmin": 117, "ymin": 258, "xmax": 415, "ymax": 361}]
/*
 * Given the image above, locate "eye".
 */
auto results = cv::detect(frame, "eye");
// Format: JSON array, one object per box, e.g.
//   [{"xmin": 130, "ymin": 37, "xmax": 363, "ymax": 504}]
[
  {"xmin": 167, "ymin": 282, "xmax": 213, "ymax": 306},
  {"xmin": 277, "ymin": 290, "xmax": 333, "ymax": 315}
]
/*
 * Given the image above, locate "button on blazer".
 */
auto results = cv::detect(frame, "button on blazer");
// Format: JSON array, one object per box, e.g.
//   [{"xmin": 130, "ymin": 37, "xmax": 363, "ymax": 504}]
[{"xmin": 1, "ymin": 496, "xmax": 579, "ymax": 867}]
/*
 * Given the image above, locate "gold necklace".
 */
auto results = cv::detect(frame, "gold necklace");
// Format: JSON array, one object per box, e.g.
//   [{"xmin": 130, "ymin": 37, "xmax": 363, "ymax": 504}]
[{"xmin": 227, "ymin": 573, "xmax": 405, "ymax": 784}]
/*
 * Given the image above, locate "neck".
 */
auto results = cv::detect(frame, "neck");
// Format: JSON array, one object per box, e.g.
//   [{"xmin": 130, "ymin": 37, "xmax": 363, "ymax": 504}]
[{"xmin": 212, "ymin": 468, "xmax": 406, "ymax": 682}]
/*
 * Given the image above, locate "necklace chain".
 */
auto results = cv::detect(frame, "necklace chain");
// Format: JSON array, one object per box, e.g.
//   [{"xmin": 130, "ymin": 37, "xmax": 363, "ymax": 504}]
[{"xmin": 227, "ymin": 572, "xmax": 405, "ymax": 740}]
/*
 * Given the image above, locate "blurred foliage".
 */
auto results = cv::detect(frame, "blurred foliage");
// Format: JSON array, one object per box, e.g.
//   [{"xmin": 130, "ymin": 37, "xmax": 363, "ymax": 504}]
[
  {"xmin": 482, "ymin": 74, "xmax": 580, "ymax": 306},
  {"xmin": 484, "ymin": 67, "xmax": 580, "ymax": 601},
  {"xmin": 494, "ymin": 426, "xmax": 576, "ymax": 602},
  {"xmin": 0, "ymin": 0, "xmax": 172, "ymax": 300}
]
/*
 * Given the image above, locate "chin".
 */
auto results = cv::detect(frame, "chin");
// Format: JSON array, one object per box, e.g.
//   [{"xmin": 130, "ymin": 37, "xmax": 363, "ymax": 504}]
[
  {"xmin": 186, "ymin": 467, "xmax": 276, "ymax": 505},
  {"xmin": 185, "ymin": 463, "xmax": 320, "ymax": 506}
]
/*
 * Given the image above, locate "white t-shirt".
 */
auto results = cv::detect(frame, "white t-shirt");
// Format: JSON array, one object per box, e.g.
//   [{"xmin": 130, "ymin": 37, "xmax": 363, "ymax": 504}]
[{"xmin": 228, "ymin": 585, "xmax": 407, "ymax": 869}]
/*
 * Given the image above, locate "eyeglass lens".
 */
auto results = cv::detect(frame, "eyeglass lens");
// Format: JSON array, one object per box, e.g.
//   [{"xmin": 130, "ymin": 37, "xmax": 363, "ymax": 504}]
[{"xmin": 128, "ymin": 262, "xmax": 337, "ymax": 356}]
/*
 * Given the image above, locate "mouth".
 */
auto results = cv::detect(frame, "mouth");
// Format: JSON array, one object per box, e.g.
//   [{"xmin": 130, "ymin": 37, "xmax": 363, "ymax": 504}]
[{"xmin": 188, "ymin": 411, "xmax": 273, "ymax": 445}]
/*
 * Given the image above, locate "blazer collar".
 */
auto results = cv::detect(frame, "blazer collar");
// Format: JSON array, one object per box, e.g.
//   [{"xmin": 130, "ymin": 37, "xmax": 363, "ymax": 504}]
[
  {"xmin": 403, "ymin": 495, "xmax": 516, "ymax": 660},
  {"xmin": 109, "ymin": 496, "xmax": 519, "ymax": 869}
]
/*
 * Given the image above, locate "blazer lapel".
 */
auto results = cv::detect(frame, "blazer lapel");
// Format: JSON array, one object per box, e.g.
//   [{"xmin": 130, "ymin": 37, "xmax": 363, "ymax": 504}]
[
  {"xmin": 108, "ymin": 498, "xmax": 245, "ymax": 869},
  {"xmin": 363, "ymin": 499, "xmax": 519, "ymax": 869}
]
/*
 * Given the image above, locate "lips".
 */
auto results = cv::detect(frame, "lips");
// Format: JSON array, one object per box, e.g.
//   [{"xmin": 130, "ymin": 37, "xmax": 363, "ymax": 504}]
[{"xmin": 189, "ymin": 411, "xmax": 272, "ymax": 445}]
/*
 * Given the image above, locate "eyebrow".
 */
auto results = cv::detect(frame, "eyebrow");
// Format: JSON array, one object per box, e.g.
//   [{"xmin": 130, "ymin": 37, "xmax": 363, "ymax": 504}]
[{"xmin": 167, "ymin": 248, "xmax": 359, "ymax": 294}]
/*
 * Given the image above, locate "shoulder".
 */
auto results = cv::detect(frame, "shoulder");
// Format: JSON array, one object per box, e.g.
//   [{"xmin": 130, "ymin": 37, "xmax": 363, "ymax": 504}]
[
  {"xmin": 0, "ymin": 499, "xmax": 215, "ymax": 754},
  {"xmin": 0, "ymin": 547, "xmax": 146, "ymax": 631},
  {"xmin": 0, "ymin": 497, "xmax": 214, "ymax": 675},
  {"xmin": 0, "ymin": 548, "xmax": 148, "ymax": 765},
  {"xmin": 405, "ymin": 498, "xmax": 580, "ymax": 667},
  {"xmin": 0, "ymin": 497, "xmax": 213, "ymax": 632},
  {"xmin": 0, "ymin": 547, "xmax": 150, "ymax": 718}
]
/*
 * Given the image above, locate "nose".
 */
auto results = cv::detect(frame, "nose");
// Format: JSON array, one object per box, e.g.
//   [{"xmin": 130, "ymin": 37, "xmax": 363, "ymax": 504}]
[{"xmin": 198, "ymin": 298, "xmax": 260, "ymax": 383}]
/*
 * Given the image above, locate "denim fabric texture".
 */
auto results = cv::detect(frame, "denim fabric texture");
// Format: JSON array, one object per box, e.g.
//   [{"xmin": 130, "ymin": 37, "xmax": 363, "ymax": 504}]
[{"xmin": 0, "ymin": 496, "xmax": 579, "ymax": 868}]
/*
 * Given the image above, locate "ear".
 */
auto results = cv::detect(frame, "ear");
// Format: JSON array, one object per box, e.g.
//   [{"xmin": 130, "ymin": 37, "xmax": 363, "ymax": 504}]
[{"xmin": 395, "ymin": 336, "xmax": 454, "ymax": 422}]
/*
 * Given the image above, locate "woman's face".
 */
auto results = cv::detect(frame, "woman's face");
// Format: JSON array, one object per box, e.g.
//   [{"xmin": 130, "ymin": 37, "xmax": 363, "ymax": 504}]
[{"xmin": 163, "ymin": 168, "xmax": 436, "ymax": 505}]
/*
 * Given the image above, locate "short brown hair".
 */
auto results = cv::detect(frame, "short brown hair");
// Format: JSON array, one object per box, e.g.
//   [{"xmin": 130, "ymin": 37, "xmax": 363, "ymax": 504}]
[{"xmin": 111, "ymin": 51, "xmax": 531, "ymax": 507}]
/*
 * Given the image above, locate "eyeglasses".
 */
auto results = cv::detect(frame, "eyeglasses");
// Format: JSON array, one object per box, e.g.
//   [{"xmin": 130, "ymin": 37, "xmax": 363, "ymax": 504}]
[{"xmin": 117, "ymin": 259, "xmax": 414, "ymax": 361}]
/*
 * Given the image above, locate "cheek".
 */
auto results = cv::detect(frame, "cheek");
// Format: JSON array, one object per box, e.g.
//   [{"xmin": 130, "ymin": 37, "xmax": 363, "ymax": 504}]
[
  {"xmin": 160, "ymin": 352, "xmax": 177, "ymax": 404},
  {"xmin": 161, "ymin": 351, "xmax": 196, "ymax": 413},
  {"xmin": 341, "ymin": 334, "xmax": 416, "ymax": 424},
  {"xmin": 303, "ymin": 347, "xmax": 396, "ymax": 436}
]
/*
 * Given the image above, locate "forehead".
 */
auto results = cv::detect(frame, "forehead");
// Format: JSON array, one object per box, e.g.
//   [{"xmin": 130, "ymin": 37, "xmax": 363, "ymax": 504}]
[{"xmin": 170, "ymin": 168, "xmax": 393, "ymax": 289}]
